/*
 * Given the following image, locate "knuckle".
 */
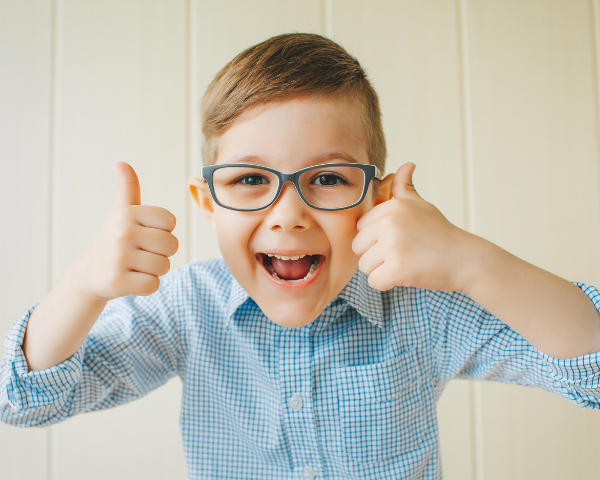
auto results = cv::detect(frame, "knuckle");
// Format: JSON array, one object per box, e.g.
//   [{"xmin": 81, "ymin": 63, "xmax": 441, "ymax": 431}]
[
  {"xmin": 351, "ymin": 237, "xmax": 360, "ymax": 255},
  {"xmin": 149, "ymin": 275, "xmax": 161, "ymax": 292},
  {"xmin": 113, "ymin": 205, "xmax": 134, "ymax": 224},
  {"xmin": 389, "ymin": 256, "xmax": 404, "ymax": 272},
  {"xmin": 113, "ymin": 246, "xmax": 130, "ymax": 267},
  {"xmin": 357, "ymin": 255, "xmax": 368, "ymax": 273},
  {"xmin": 390, "ymin": 258, "xmax": 410, "ymax": 278},
  {"xmin": 383, "ymin": 234, "xmax": 401, "ymax": 252},
  {"xmin": 380, "ymin": 215, "xmax": 397, "ymax": 230},
  {"xmin": 381, "ymin": 255, "xmax": 400, "ymax": 275},
  {"xmin": 392, "ymin": 200, "xmax": 410, "ymax": 215},
  {"xmin": 114, "ymin": 226, "xmax": 136, "ymax": 245},
  {"xmin": 140, "ymin": 276, "xmax": 160, "ymax": 296},
  {"xmin": 157, "ymin": 207, "xmax": 176, "ymax": 231},
  {"xmin": 171, "ymin": 235, "xmax": 179, "ymax": 255},
  {"xmin": 106, "ymin": 274, "xmax": 126, "ymax": 298},
  {"xmin": 159, "ymin": 257, "xmax": 171, "ymax": 276},
  {"xmin": 368, "ymin": 274, "xmax": 381, "ymax": 290}
]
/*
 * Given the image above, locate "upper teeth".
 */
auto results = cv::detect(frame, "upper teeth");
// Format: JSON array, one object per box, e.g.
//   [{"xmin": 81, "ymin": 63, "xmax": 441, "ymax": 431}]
[{"xmin": 267, "ymin": 253, "xmax": 307, "ymax": 261}]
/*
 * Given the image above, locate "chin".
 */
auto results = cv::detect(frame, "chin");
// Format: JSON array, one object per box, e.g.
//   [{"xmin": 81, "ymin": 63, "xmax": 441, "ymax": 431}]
[{"xmin": 257, "ymin": 302, "xmax": 320, "ymax": 328}]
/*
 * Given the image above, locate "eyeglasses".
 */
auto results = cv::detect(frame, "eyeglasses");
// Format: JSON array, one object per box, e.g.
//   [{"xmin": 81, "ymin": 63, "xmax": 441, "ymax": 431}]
[{"xmin": 200, "ymin": 163, "xmax": 383, "ymax": 212}]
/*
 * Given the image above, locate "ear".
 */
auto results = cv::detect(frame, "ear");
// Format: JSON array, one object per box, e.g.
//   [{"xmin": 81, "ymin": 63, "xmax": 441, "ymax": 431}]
[
  {"xmin": 187, "ymin": 177, "xmax": 216, "ymax": 229},
  {"xmin": 373, "ymin": 173, "xmax": 395, "ymax": 206}
]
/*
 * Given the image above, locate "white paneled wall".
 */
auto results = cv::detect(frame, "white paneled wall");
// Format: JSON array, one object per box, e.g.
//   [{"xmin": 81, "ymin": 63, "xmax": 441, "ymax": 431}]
[
  {"xmin": 468, "ymin": 2, "xmax": 600, "ymax": 478},
  {"xmin": 48, "ymin": 1, "xmax": 188, "ymax": 478},
  {"xmin": 1, "ymin": 1, "xmax": 600, "ymax": 479},
  {"xmin": 1, "ymin": 3, "xmax": 52, "ymax": 479}
]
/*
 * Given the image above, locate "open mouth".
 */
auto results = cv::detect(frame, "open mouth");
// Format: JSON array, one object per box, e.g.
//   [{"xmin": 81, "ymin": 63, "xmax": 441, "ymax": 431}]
[{"xmin": 256, "ymin": 253, "xmax": 324, "ymax": 285}]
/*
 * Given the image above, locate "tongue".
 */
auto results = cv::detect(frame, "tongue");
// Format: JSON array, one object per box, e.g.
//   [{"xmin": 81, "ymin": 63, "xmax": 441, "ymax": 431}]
[{"xmin": 271, "ymin": 255, "xmax": 314, "ymax": 280}]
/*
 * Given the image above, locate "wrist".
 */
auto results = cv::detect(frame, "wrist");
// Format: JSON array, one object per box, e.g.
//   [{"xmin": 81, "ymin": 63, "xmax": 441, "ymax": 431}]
[
  {"xmin": 62, "ymin": 259, "xmax": 110, "ymax": 307},
  {"xmin": 460, "ymin": 235, "xmax": 523, "ymax": 301},
  {"xmin": 456, "ymin": 231, "xmax": 494, "ymax": 296}
]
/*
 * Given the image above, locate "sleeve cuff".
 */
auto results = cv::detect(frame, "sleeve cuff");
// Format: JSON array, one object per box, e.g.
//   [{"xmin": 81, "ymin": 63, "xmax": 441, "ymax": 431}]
[
  {"xmin": 3, "ymin": 303, "xmax": 85, "ymax": 409},
  {"xmin": 539, "ymin": 351, "xmax": 600, "ymax": 387},
  {"xmin": 536, "ymin": 281, "xmax": 600, "ymax": 388}
]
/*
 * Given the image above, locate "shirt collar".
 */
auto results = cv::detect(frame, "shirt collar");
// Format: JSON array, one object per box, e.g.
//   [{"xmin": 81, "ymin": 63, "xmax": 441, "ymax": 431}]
[
  {"xmin": 338, "ymin": 269, "xmax": 385, "ymax": 328},
  {"xmin": 225, "ymin": 268, "xmax": 385, "ymax": 329},
  {"xmin": 225, "ymin": 276, "xmax": 252, "ymax": 329}
]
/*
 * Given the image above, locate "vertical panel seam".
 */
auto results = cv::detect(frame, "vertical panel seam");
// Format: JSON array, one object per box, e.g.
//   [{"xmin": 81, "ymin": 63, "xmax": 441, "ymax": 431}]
[
  {"xmin": 456, "ymin": 0, "xmax": 484, "ymax": 478},
  {"xmin": 320, "ymin": 0, "xmax": 325, "ymax": 36},
  {"xmin": 589, "ymin": 9, "xmax": 600, "ymax": 453},
  {"xmin": 50, "ymin": 2, "xmax": 63, "ymax": 289},
  {"xmin": 47, "ymin": 0, "xmax": 62, "ymax": 479},
  {"xmin": 185, "ymin": 0, "xmax": 191, "ymax": 265},
  {"xmin": 590, "ymin": 0, "xmax": 600, "ymax": 275},
  {"xmin": 188, "ymin": 0, "xmax": 199, "ymax": 262},
  {"xmin": 323, "ymin": 0, "xmax": 334, "ymax": 39},
  {"xmin": 458, "ymin": 0, "xmax": 476, "ymax": 235}
]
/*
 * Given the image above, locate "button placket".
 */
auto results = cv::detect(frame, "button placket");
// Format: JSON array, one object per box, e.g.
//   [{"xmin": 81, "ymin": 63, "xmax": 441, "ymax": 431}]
[
  {"xmin": 302, "ymin": 466, "xmax": 317, "ymax": 479},
  {"xmin": 279, "ymin": 327, "xmax": 323, "ymax": 471},
  {"xmin": 288, "ymin": 393, "xmax": 304, "ymax": 411}
]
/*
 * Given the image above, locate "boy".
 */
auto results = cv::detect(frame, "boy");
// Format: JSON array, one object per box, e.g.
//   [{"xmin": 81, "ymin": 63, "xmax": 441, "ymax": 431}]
[{"xmin": 2, "ymin": 32, "xmax": 600, "ymax": 479}]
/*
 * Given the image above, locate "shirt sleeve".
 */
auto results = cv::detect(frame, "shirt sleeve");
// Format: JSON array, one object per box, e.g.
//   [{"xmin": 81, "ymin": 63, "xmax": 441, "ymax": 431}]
[
  {"xmin": 0, "ymin": 273, "xmax": 182, "ymax": 427},
  {"xmin": 427, "ymin": 281, "xmax": 600, "ymax": 410}
]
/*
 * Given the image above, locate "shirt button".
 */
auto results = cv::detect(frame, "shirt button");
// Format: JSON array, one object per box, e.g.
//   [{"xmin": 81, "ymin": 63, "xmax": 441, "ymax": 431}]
[
  {"xmin": 288, "ymin": 393, "xmax": 303, "ymax": 411},
  {"xmin": 302, "ymin": 466, "xmax": 316, "ymax": 479}
]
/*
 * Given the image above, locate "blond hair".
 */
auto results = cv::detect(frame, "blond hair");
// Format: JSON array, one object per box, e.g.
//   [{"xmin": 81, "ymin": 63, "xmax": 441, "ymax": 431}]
[{"xmin": 200, "ymin": 33, "xmax": 386, "ymax": 173}]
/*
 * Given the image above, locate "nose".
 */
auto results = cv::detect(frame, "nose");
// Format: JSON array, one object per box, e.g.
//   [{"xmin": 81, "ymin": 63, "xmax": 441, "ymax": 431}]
[{"xmin": 264, "ymin": 181, "xmax": 311, "ymax": 231}]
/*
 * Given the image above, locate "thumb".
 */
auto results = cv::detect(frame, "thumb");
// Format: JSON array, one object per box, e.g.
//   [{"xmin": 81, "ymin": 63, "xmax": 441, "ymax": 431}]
[
  {"xmin": 113, "ymin": 162, "xmax": 141, "ymax": 206},
  {"xmin": 392, "ymin": 162, "xmax": 420, "ymax": 200}
]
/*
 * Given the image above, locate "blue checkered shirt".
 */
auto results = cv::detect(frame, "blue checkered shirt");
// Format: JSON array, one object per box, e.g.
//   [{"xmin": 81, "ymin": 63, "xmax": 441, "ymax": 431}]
[{"xmin": 2, "ymin": 258, "xmax": 600, "ymax": 479}]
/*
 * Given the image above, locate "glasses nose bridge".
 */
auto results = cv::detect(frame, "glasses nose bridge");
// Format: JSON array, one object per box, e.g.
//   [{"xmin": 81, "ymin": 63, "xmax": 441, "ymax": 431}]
[
  {"xmin": 279, "ymin": 171, "xmax": 298, "ymax": 185},
  {"xmin": 276, "ymin": 171, "xmax": 303, "ymax": 200}
]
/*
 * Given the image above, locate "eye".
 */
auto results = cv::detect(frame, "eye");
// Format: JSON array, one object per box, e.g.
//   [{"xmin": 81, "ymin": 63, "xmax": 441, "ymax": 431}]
[
  {"xmin": 310, "ymin": 173, "xmax": 349, "ymax": 186},
  {"xmin": 232, "ymin": 174, "xmax": 270, "ymax": 186}
]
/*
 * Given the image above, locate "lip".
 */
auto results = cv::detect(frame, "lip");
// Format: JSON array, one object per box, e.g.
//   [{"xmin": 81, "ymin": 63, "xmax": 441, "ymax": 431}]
[
  {"xmin": 258, "ymin": 250, "xmax": 322, "ymax": 256},
  {"xmin": 256, "ymin": 252, "xmax": 325, "ymax": 290}
]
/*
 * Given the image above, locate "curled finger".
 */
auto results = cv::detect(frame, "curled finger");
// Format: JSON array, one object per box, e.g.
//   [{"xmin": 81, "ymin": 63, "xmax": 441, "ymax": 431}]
[
  {"xmin": 129, "ymin": 249, "xmax": 171, "ymax": 278},
  {"xmin": 367, "ymin": 262, "xmax": 398, "ymax": 292},
  {"xmin": 357, "ymin": 243, "xmax": 385, "ymax": 276},
  {"xmin": 352, "ymin": 224, "xmax": 380, "ymax": 257}
]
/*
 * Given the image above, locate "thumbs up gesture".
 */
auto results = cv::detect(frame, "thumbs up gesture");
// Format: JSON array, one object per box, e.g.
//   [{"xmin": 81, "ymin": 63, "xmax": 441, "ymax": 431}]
[
  {"xmin": 352, "ymin": 162, "xmax": 478, "ymax": 292},
  {"xmin": 74, "ymin": 162, "xmax": 179, "ymax": 300}
]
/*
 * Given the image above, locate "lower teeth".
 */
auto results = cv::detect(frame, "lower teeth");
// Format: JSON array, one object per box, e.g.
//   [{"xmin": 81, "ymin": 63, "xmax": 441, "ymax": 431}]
[{"xmin": 266, "ymin": 257, "xmax": 320, "ymax": 282}]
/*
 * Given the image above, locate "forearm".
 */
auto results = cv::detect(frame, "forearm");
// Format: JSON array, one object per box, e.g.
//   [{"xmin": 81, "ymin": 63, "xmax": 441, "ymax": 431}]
[
  {"xmin": 23, "ymin": 259, "xmax": 108, "ymax": 371},
  {"xmin": 463, "ymin": 237, "xmax": 600, "ymax": 359}
]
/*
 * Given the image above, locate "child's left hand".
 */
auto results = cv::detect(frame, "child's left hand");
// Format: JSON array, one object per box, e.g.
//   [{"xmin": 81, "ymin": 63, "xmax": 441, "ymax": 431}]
[{"xmin": 352, "ymin": 162, "xmax": 480, "ymax": 292}]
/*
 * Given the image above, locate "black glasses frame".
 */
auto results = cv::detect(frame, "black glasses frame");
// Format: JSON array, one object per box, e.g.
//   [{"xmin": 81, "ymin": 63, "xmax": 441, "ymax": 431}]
[{"xmin": 201, "ymin": 163, "xmax": 383, "ymax": 212}]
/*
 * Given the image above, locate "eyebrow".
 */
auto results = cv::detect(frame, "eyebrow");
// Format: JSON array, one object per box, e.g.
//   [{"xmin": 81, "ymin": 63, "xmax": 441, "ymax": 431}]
[{"xmin": 227, "ymin": 151, "xmax": 361, "ymax": 166}]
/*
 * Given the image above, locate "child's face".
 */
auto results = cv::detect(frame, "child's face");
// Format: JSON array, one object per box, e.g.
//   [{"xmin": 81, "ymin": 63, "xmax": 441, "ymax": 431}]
[{"xmin": 189, "ymin": 96, "xmax": 392, "ymax": 327}]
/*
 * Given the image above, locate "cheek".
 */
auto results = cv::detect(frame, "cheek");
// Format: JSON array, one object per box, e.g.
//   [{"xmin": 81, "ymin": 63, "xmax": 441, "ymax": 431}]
[
  {"xmin": 322, "ymin": 210, "xmax": 362, "ymax": 256},
  {"xmin": 213, "ymin": 210, "xmax": 260, "ymax": 260}
]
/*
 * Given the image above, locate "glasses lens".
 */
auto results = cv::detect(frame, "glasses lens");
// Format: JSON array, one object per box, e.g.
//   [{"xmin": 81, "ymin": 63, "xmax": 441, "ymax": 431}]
[
  {"xmin": 299, "ymin": 166, "xmax": 365, "ymax": 209},
  {"xmin": 212, "ymin": 166, "xmax": 279, "ymax": 210}
]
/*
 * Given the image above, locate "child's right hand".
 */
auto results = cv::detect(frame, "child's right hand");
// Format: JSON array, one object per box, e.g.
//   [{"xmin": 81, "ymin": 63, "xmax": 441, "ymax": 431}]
[{"xmin": 72, "ymin": 162, "xmax": 179, "ymax": 301}]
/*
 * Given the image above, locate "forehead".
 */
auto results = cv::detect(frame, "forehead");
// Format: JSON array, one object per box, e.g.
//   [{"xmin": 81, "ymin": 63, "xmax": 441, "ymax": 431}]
[{"xmin": 216, "ymin": 96, "xmax": 369, "ymax": 171}]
